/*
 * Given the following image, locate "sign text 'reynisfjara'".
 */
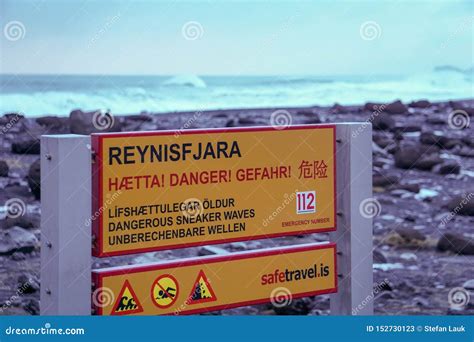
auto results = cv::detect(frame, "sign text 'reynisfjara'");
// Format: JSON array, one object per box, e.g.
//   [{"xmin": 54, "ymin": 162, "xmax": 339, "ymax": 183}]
[{"xmin": 91, "ymin": 125, "xmax": 336, "ymax": 257}]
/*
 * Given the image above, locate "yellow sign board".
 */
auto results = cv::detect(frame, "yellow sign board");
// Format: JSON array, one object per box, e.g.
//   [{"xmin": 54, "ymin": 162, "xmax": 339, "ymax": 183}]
[
  {"xmin": 91, "ymin": 125, "xmax": 336, "ymax": 257},
  {"xmin": 92, "ymin": 243, "xmax": 337, "ymax": 315}
]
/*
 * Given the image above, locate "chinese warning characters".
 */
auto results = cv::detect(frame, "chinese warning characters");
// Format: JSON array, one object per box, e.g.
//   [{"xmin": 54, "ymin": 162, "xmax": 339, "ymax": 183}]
[
  {"xmin": 91, "ymin": 125, "xmax": 336, "ymax": 257},
  {"xmin": 298, "ymin": 160, "xmax": 328, "ymax": 179}
]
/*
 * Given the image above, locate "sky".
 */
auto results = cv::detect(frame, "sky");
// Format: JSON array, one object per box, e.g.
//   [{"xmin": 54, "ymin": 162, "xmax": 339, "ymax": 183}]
[{"xmin": 0, "ymin": 0, "xmax": 472, "ymax": 75}]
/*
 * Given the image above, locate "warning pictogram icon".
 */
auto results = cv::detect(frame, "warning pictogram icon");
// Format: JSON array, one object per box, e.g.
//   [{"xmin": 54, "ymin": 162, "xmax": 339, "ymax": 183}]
[
  {"xmin": 151, "ymin": 274, "xmax": 179, "ymax": 308},
  {"xmin": 111, "ymin": 280, "xmax": 143, "ymax": 315},
  {"xmin": 188, "ymin": 270, "xmax": 217, "ymax": 304}
]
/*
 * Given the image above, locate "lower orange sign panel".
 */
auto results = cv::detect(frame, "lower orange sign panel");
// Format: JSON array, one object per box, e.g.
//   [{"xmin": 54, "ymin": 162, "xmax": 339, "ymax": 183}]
[{"xmin": 92, "ymin": 243, "xmax": 337, "ymax": 315}]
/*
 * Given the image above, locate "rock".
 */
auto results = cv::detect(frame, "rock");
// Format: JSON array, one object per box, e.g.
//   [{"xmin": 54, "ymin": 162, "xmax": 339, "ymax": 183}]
[
  {"xmin": 1, "ymin": 112, "xmax": 24, "ymax": 124},
  {"xmin": 462, "ymin": 136, "xmax": 474, "ymax": 148},
  {"xmin": 375, "ymin": 292, "xmax": 395, "ymax": 300},
  {"xmin": 436, "ymin": 161, "xmax": 461, "ymax": 175},
  {"xmin": 386, "ymin": 144, "xmax": 399, "ymax": 155},
  {"xmin": 449, "ymin": 101, "xmax": 474, "ymax": 116},
  {"xmin": 330, "ymin": 103, "xmax": 347, "ymax": 114},
  {"xmin": 420, "ymin": 132, "xmax": 461, "ymax": 150},
  {"xmin": 376, "ymin": 280, "xmax": 393, "ymax": 292},
  {"xmin": 385, "ymin": 100, "xmax": 408, "ymax": 114},
  {"xmin": 18, "ymin": 273, "xmax": 40, "ymax": 294},
  {"xmin": 69, "ymin": 109, "xmax": 122, "ymax": 135},
  {"xmin": 237, "ymin": 117, "xmax": 258, "ymax": 125},
  {"xmin": 395, "ymin": 227, "xmax": 426, "ymax": 242},
  {"xmin": 426, "ymin": 116, "xmax": 446, "ymax": 125},
  {"xmin": 303, "ymin": 117, "xmax": 322, "ymax": 124},
  {"xmin": 372, "ymin": 143, "xmax": 390, "ymax": 158},
  {"xmin": 414, "ymin": 296, "xmax": 430, "ymax": 307},
  {"xmin": 27, "ymin": 159, "xmax": 41, "ymax": 200},
  {"xmin": 0, "ymin": 185, "xmax": 32, "ymax": 205},
  {"xmin": 373, "ymin": 134, "xmax": 393, "ymax": 148},
  {"xmin": 404, "ymin": 213, "xmax": 418, "ymax": 223},
  {"xmin": 392, "ymin": 125, "xmax": 422, "ymax": 134},
  {"xmin": 36, "ymin": 116, "xmax": 63, "ymax": 126},
  {"xmin": 393, "ymin": 183, "xmax": 420, "ymax": 193},
  {"xmin": 409, "ymin": 100, "xmax": 431, "ymax": 108},
  {"xmin": 0, "ymin": 226, "xmax": 39, "ymax": 255},
  {"xmin": 415, "ymin": 154, "xmax": 444, "ymax": 171},
  {"xmin": 389, "ymin": 189, "xmax": 411, "ymax": 198},
  {"xmin": 372, "ymin": 112, "xmax": 395, "ymax": 131},
  {"xmin": 394, "ymin": 146, "xmax": 420, "ymax": 169},
  {"xmin": 440, "ymin": 137, "xmax": 462, "ymax": 150},
  {"xmin": 308, "ymin": 308, "xmax": 324, "ymax": 315},
  {"xmin": 197, "ymin": 246, "xmax": 229, "ymax": 256},
  {"xmin": 396, "ymin": 279, "xmax": 417, "ymax": 293},
  {"xmin": 437, "ymin": 233, "xmax": 474, "ymax": 255},
  {"xmin": 394, "ymin": 145, "xmax": 442, "ymax": 170},
  {"xmin": 447, "ymin": 194, "xmax": 474, "ymax": 216},
  {"xmin": 126, "ymin": 114, "xmax": 153, "ymax": 122},
  {"xmin": 296, "ymin": 109, "xmax": 315, "ymax": 117},
  {"xmin": 35, "ymin": 116, "xmax": 69, "ymax": 133},
  {"xmin": 447, "ymin": 307, "xmax": 474, "ymax": 315},
  {"xmin": 136, "ymin": 122, "xmax": 162, "ymax": 131},
  {"xmin": 229, "ymin": 242, "xmax": 247, "ymax": 251},
  {"xmin": 373, "ymin": 159, "xmax": 386, "ymax": 168},
  {"xmin": 273, "ymin": 297, "xmax": 313, "ymax": 315},
  {"xmin": 392, "ymin": 130, "xmax": 405, "ymax": 142},
  {"xmin": 11, "ymin": 139, "xmax": 40, "ymax": 155},
  {"xmin": 420, "ymin": 132, "xmax": 441, "ymax": 146},
  {"xmin": 121, "ymin": 120, "xmax": 146, "ymax": 132},
  {"xmin": 373, "ymin": 172, "xmax": 399, "ymax": 187},
  {"xmin": 452, "ymin": 146, "xmax": 474, "ymax": 158},
  {"xmin": 212, "ymin": 113, "xmax": 228, "ymax": 119},
  {"xmin": 22, "ymin": 299, "xmax": 39, "ymax": 315},
  {"xmin": 463, "ymin": 279, "xmax": 474, "ymax": 290},
  {"xmin": 364, "ymin": 102, "xmax": 385, "ymax": 112},
  {"xmin": 225, "ymin": 119, "xmax": 237, "ymax": 127},
  {"xmin": 1, "ymin": 214, "xmax": 40, "ymax": 230},
  {"xmin": 0, "ymin": 160, "xmax": 9, "ymax": 177},
  {"xmin": 373, "ymin": 249, "xmax": 387, "ymax": 263},
  {"xmin": 10, "ymin": 251, "xmax": 26, "ymax": 261}
]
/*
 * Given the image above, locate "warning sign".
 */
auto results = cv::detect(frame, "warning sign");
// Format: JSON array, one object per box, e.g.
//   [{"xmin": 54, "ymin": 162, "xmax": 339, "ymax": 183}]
[
  {"xmin": 188, "ymin": 270, "xmax": 216, "ymax": 304},
  {"xmin": 92, "ymin": 243, "xmax": 337, "ymax": 315},
  {"xmin": 110, "ymin": 280, "xmax": 143, "ymax": 315},
  {"xmin": 91, "ymin": 125, "xmax": 336, "ymax": 257},
  {"xmin": 151, "ymin": 274, "xmax": 179, "ymax": 308}
]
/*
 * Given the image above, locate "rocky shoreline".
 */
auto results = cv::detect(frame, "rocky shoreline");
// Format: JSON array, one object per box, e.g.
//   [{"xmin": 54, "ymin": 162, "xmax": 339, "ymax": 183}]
[{"xmin": 0, "ymin": 99, "xmax": 473, "ymax": 315}]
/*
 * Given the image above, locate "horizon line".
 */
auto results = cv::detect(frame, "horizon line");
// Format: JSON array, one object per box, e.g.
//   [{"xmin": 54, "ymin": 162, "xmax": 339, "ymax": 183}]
[{"xmin": 0, "ymin": 72, "xmax": 410, "ymax": 78}]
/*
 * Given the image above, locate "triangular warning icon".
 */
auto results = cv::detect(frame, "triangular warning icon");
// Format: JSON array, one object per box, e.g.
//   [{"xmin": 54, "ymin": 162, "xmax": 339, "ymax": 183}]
[
  {"xmin": 110, "ymin": 280, "xmax": 143, "ymax": 315},
  {"xmin": 188, "ymin": 270, "xmax": 217, "ymax": 304}
]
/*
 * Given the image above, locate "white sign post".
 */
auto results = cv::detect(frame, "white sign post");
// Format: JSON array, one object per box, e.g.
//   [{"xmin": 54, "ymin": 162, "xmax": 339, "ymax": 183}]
[
  {"xmin": 40, "ymin": 135, "xmax": 92, "ymax": 315},
  {"xmin": 330, "ymin": 123, "xmax": 373, "ymax": 315}
]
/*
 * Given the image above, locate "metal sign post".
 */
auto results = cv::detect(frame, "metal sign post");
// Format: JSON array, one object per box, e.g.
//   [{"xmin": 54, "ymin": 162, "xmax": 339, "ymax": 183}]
[
  {"xmin": 40, "ymin": 135, "xmax": 92, "ymax": 315},
  {"xmin": 330, "ymin": 123, "xmax": 373, "ymax": 315}
]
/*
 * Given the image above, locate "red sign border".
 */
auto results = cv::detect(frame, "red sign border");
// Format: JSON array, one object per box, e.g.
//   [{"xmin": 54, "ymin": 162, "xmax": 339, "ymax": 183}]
[
  {"xmin": 92, "ymin": 242, "xmax": 338, "ymax": 315},
  {"xmin": 187, "ymin": 269, "xmax": 218, "ymax": 305},
  {"xmin": 109, "ymin": 279, "xmax": 144, "ymax": 316},
  {"xmin": 91, "ymin": 124, "xmax": 337, "ymax": 257},
  {"xmin": 150, "ymin": 274, "xmax": 180, "ymax": 309}
]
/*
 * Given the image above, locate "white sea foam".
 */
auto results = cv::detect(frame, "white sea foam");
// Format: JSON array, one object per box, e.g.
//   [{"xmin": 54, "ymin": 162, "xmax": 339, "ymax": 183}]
[
  {"xmin": 0, "ymin": 68, "xmax": 472, "ymax": 117},
  {"xmin": 373, "ymin": 263, "xmax": 405, "ymax": 271},
  {"xmin": 162, "ymin": 74, "xmax": 207, "ymax": 88}
]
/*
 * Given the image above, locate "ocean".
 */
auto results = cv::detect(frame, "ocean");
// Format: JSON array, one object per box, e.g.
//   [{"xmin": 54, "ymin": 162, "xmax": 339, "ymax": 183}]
[{"xmin": 0, "ymin": 67, "xmax": 472, "ymax": 117}]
